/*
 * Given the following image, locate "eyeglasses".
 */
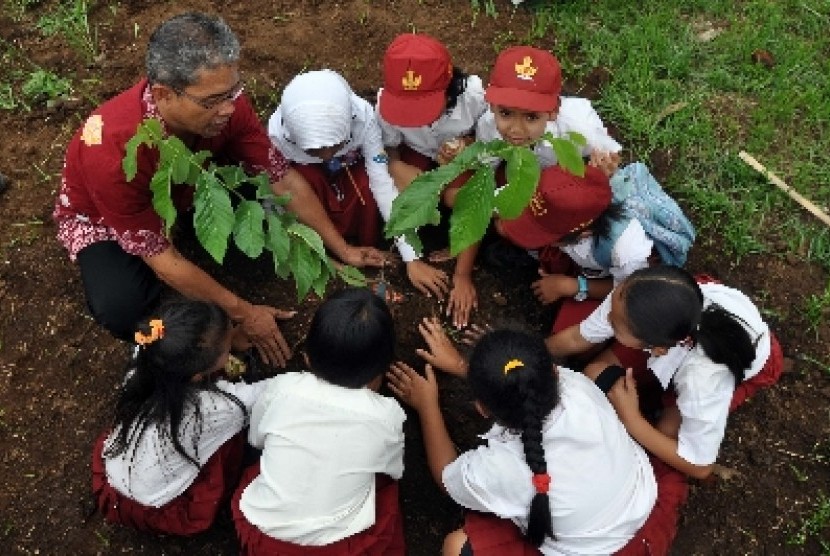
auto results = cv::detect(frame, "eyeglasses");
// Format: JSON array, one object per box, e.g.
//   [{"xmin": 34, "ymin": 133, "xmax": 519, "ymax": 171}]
[{"xmin": 176, "ymin": 80, "xmax": 244, "ymax": 110}]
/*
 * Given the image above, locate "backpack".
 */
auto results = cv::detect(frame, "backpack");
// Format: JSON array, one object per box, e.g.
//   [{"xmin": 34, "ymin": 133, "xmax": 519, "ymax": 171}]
[{"xmin": 592, "ymin": 162, "xmax": 695, "ymax": 268}]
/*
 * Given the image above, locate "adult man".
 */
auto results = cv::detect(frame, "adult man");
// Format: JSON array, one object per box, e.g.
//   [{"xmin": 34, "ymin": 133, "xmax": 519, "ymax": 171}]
[{"xmin": 53, "ymin": 12, "xmax": 383, "ymax": 366}]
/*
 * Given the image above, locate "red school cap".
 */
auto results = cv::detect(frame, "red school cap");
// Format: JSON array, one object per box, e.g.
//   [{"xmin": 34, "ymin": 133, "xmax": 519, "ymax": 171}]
[
  {"xmin": 379, "ymin": 33, "xmax": 453, "ymax": 127},
  {"xmin": 485, "ymin": 46, "xmax": 562, "ymax": 112},
  {"xmin": 500, "ymin": 165, "xmax": 612, "ymax": 249}
]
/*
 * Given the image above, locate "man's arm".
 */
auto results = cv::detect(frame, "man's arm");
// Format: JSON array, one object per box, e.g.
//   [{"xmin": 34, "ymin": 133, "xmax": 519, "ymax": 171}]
[{"xmin": 143, "ymin": 245, "xmax": 293, "ymax": 366}]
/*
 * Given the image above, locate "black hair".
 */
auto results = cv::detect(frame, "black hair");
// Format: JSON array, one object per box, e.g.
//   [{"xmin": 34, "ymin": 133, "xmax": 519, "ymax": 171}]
[
  {"xmin": 622, "ymin": 266, "xmax": 759, "ymax": 384},
  {"xmin": 468, "ymin": 330, "xmax": 558, "ymax": 546},
  {"xmin": 444, "ymin": 67, "xmax": 469, "ymax": 115},
  {"xmin": 105, "ymin": 299, "xmax": 244, "ymax": 470},
  {"xmin": 557, "ymin": 202, "xmax": 627, "ymax": 245},
  {"xmin": 306, "ymin": 287, "xmax": 395, "ymax": 388}
]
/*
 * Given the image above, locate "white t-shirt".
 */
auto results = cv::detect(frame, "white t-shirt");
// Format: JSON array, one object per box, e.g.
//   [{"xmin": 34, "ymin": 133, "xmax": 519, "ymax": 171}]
[
  {"xmin": 442, "ymin": 368, "xmax": 656, "ymax": 555},
  {"xmin": 104, "ymin": 379, "xmax": 266, "ymax": 507},
  {"xmin": 376, "ymin": 75, "xmax": 487, "ymax": 160},
  {"xmin": 579, "ymin": 283, "xmax": 771, "ymax": 465},
  {"xmin": 269, "ymin": 95, "xmax": 417, "ymax": 262},
  {"xmin": 561, "ymin": 219, "xmax": 653, "ymax": 285},
  {"xmin": 239, "ymin": 371, "xmax": 406, "ymax": 545},
  {"xmin": 476, "ymin": 96, "xmax": 622, "ymax": 168}
]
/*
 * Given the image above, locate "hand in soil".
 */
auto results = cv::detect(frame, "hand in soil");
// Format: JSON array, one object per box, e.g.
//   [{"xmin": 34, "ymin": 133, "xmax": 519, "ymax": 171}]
[
  {"xmin": 406, "ymin": 260, "xmax": 449, "ymax": 299},
  {"xmin": 339, "ymin": 244, "xmax": 387, "ymax": 267},
  {"xmin": 447, "ymin": 274, "xmax": 477, "ymax": 328},
  {"xmin": 460, "ymin": 323, "xmax": 491, "ymax": 346},
  {"xmin": 240, "ymin": 305, "xmax": 296, "ymax": 367},
  {"xmin": 416, "ymin": 317, "xmax": 467, "ymax": 377},
  {"xmin": 531, "ymin": 270, "xmax": 574, "ymax": 305},
  {"xmin": 386, "ymin": 361, "xmax": 439, "ymax": 412}
]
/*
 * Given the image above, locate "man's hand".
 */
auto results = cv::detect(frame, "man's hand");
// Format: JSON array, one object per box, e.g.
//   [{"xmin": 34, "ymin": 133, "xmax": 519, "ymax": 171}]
[
  {"xmin": 447, "ymin": 273, "xmax": 477, "ymax": 328},
  {"xmin": 406, "ymin": 260, "xmax": 449, "ymax": 299},
  {"xmin": 239, "ymin": 305, "xmax": 296, "ymax": 367},
  {"xmin": 416, "ymin": 317, "xmax": 466, "ymax": 377},
  {"xmin": 386, "ymin": 361, "xmax": 440, "ymax": 414},
  {"xmin": 337, "ymin": 245, "xmax": 386, "ymax": 268},
  {"xmin": 531, "ymin": 270, "xmax": 575, "ymax": 305}
]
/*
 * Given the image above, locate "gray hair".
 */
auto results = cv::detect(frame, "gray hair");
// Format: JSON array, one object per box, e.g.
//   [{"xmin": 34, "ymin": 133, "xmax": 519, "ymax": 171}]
[{"xmin": 146, "ymin": 12, "xmax": 240, "ymax": 90}]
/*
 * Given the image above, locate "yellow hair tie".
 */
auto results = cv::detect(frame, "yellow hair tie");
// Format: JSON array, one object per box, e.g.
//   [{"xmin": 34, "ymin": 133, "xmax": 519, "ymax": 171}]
[
  {"xmin": 135, "ymin": 319, "xmax": 165, "ymax": 346},
  {"xmin": 503, "ymin": 359, "xmax": 524, "ymax": 374}
]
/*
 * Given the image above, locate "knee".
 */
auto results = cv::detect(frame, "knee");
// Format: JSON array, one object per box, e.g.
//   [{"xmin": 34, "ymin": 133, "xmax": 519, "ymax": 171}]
[{"xmin": 442, "ymin": 528, "xmax": 468, "ymax": 556}]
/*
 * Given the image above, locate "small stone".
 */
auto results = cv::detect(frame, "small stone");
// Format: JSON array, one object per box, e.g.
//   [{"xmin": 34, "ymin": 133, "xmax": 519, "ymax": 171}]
[
  {"xmin": 751, "ymin": 49, "xmax": 775, "ymax": 68},
  {"xmin": 492, "ymin": 292, "xmax": 508, "ymax": 306}
]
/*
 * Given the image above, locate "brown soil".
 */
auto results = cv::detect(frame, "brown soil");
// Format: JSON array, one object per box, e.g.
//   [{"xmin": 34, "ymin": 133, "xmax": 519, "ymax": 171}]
[{"xmin": 1, "ymin": 1, "xmax": 828, "ymax": 555}]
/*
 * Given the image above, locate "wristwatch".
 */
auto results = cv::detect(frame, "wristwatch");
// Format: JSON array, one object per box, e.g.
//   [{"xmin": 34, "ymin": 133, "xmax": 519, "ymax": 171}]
[{"xmin": 574, "ymin": 275, "xmax": 589, "ymax": 302}]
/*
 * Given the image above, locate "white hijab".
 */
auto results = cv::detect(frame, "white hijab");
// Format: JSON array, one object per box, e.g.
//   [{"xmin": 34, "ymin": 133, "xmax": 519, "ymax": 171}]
[{"xmin": 280, "ymin": 69, "xmax": 353, "ymax": 150}]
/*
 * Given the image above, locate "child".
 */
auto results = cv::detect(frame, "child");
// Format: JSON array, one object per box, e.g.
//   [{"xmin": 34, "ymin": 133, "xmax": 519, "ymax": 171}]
[
  {"xmin": 376, "ymin": 33, "xmax": 488, "ymax": 188},
  {"xmin": 444, "ymin": 46, "xmax": 622, "ymax": 328},
  {"xmin": 91, "ymin": 299, "xmax": 265, "ymax": 535},
  {"xmin": 547, "ymin": 265, "xmax": 785, "ymax": 480},
  {"xmin": 269, "ymin": 69, "xmax": 449, "ymax": 299},
  {"xmin": 388, "ymin": 320, "xmax": 688, "ymax": 555},
  {"xmin": 232, "ymin": 288, "xmax": 406, "ymax": 555}
]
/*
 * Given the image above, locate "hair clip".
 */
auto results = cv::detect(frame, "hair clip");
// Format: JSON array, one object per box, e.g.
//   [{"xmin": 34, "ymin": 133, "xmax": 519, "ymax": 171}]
[
  {"xmin": 135, "ymin": 319, "xmax": 164, "ymax": 346},
  {"xmin": 503, "ymin": 358, "xmax": 524, "ymax": 374},
  {"xmin": 532, "ymin": 472, "xmax": 551, "ymax": 494}
]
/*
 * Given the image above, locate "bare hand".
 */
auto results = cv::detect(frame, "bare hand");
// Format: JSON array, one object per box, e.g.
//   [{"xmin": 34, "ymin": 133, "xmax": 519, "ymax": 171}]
[
  {"xmin": 531, "ymin": 270, "xmax": 574, "ymax": 305},
  {"xmin": 339, "ymin": 245, "xmax": 386, "ymax": 268},
  {"xmin": 416, "ymin": 317, "xmax": 466, "ymax": 376},
  {"xmin": 607, "ymin": 367, "xmax": 641, "ymax": 424},
  {"xmin": 239, "ymin": 305, "xmax": 296, "ymax": 367},
  {"xmin": 386, "ymin": 361, "xmax": 439, "ymax": 413},
  {"xmin": 447, "ymin": 274, "xmax": 477, "ymax": 328},
  {"xmin": 406, "ymin": 260, "xmax": 449, "ymax": 299},
  {"xmin": 589, "ymin": 149, "xmax": 621, "ymax": 178},
  {"xmin": 460, "ymin": 323, "xmax": 490, "ymax": 346},
  {"xmin": 436, "ymin": 137, "xmax": 466, "ymax": 166}
]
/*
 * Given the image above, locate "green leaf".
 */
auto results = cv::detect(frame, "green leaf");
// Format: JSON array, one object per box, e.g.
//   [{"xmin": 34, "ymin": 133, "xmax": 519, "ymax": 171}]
[
  {"xmin": 123, "ymin": 120, "xmax": 162, "ymax": 181},
  {"xmin": 449, "ymin": 167, "xmax": 495, "ymax": 255},
  {"xmin": 233, "ymin": 200, "xmax": 266, "ymax": 258},
  {"xmin": 399, "ymin": 230, "xmax": 423, "ymax": 256},
  {"xmin": 265, "ymin": 213, "xmax": 290, "ymax": 268},
  {"xmin": 495, "ymin": 147, "xmax": 541, "ymax": 219},
  {"xmin": 566, "ymin": 131, "xmax": 588, "ymax": 148},
  {"xmin": 193, "ymin": 172, "xmax": 234, "ymax": 263},
  {"xmin": 149, "ymin": 167, "xmax": 176, "ymax": 234},
  {"xmin": 171, "ymin": 150, "xmax": 191, "ymax": 184},
  {"xmin": 216, "ymin": 165, "xmax": 247, "ymax": 190},
  {"xmin": 186, "ymin": 151, "xmax": 211, "ymax": 184},
  {"xmin": 288, "ymin": 240, "xmax": 321, "ymax": 301},
  {"xmin": 337, "ymin": 264, "xmax": 368, "ymax": 287},
  {"xmin": 287, "ymin": 221, "xmax": 327, "ymax": 260},
  {"xmin": 550, "ymin": 137, "xmax": 585, "ymax": 177},
  {"xmin": 311, "ymin": 264, "xmax": 331, "ymax": 299}
]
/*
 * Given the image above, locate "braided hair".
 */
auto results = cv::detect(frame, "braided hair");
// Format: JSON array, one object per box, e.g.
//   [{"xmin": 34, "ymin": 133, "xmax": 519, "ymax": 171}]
[
  {"xmin": 105, "ymin": 299, "xmax": 244, "ymax": 470},
  {"xmin": 622, "ymin": 266, "xmax": 759, "ymax": 384},
  {"xmin": 444, "ymin": 67, "xmax": 469, "ymax": 115},
  {"xmin": 468, "ymin": 330, "xmax": 558, "ymax": 546}
]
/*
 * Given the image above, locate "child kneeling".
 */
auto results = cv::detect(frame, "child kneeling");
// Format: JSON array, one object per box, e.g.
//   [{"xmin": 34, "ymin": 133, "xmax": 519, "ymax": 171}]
[{"xmin": 232, "ymin": 288, "xmax": 406, "ymax": 555}]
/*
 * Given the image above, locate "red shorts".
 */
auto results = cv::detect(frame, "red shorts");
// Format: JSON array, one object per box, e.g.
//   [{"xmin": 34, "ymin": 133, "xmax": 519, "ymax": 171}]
[
  {"xmin": 293, "ymin": 161, "xmax": 381, "ymax": 247},
  {"xmin": 231, "ymin": 463, "xmax": 405, "ymax": 555},
  {"xmin": 462, "ymin": 457, "xmax": 688, "ymax": 556},
  {"xmin": 91, "ymin": 430, "xmax": 245, "ymax": 535}
]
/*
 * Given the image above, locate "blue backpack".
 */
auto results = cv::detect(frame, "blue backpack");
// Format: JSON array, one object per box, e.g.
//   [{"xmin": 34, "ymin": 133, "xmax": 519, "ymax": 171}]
[{"xmin": 592, "ymin": 162, "xmax": 695, "ymax": 268}]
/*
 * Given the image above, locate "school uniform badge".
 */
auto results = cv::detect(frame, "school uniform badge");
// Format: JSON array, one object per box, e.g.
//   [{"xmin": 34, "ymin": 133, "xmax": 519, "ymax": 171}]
[
  {"xmin": 81, "ymin": 114, "xmax": 103, "ymax": 146},
  {"xmin": 515, "ymin": 57, "xmax": 538, "ymax": 81}
]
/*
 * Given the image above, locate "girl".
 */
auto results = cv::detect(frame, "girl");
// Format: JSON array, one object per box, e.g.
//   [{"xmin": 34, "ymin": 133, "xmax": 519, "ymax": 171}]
[
  {"xmin": 232, "ymin": 288, "xmax": 406, "ymax": 555},
  {"xmin": 91, "ymin": 299, "xmax": 266, "ymax": 535},
  {"xmin": 376, "ymin": 33, "xmax": 488, "ymax": 188},
  {"xmin": 444, "ymin": 46, "xmax": 622, "ymax": 329},
  {"xmin": 269, "ymin": 69, "xmax": 449, "ymax": 300},
  {"xmin": 547, "ymin": 265, "xmax": 784, "ymax": 480},
  {"xmin": 388, "ymin": 320, "xmax": 688, "ymax": 555}
]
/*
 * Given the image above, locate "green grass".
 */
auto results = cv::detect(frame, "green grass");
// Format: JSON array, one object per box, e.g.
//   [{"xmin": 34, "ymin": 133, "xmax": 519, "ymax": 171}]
[
  {"xmin": 788, "ymin": 493, "xmax": 830, "ymax": 554},
  {"xmin": 520, "ymin": 0, "xmax": 830, "ymax": 273}
]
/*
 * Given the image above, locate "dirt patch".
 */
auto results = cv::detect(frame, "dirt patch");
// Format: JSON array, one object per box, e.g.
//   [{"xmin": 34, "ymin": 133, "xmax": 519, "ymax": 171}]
[{"xmin": 0, "ymin": 1, "xmax": 828, "ymax": 555}]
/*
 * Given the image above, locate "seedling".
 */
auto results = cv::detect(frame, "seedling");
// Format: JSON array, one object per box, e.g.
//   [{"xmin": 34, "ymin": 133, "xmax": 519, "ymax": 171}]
[{"xmin": 36, "ymin": 0, "xmax": 99, "ymax": 64}]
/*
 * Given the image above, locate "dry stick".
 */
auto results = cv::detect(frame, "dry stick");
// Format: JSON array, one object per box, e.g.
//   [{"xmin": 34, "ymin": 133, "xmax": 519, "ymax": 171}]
[{"xmin": 738, "ymin": 151, "xmax": 830, "ymax": 227}]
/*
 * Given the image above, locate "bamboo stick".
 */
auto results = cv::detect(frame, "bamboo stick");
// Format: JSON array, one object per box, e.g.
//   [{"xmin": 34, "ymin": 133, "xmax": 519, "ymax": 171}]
[{"xmin": 738, "ymin": 151, "xmax": 830, "ymax": 227}]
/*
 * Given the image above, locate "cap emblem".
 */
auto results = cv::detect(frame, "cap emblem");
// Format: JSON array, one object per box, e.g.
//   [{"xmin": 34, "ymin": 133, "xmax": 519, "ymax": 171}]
[
  {"xmin": 401, "ymin": 70, "xmax": 422, "ymax": 91},
  {"xmin": 515, "ymin": 56, "xmax": 538, "ymax": 81}
]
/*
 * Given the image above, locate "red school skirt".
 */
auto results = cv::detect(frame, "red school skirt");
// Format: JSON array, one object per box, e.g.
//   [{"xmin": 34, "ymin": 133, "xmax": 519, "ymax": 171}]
[
  {"xmin": 292, "ymin": 161, "xmax": 381, "ymax": 248},
  {"xmin": 461, "ymin": 457, "xmax": 688, "ymax": 556},
  {"xmin": 91, "ymin": 430, "xmax": 245, "ymax": 535},
  {"xmin": 231, "ymin": 463, "xmax": 406, "ymax": 556}
]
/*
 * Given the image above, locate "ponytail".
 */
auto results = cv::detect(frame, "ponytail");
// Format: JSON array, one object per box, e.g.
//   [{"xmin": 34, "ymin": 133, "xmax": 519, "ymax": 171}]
[
  {"xmin": 695, "ymin": 304, "xmax": 758, "ymax": 385},
  {"xmin": 468, "ymin": 330, "xmax": 558, "ymax": 546}
]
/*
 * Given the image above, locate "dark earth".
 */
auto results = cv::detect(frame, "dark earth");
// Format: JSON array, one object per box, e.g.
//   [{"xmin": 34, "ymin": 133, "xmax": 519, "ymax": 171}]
[{"xmin": 1, "ymin": 1, "xmax": 829, "ymax": 554}]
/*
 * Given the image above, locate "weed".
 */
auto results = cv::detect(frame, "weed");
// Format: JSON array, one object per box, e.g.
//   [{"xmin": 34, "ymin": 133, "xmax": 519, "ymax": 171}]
[
  {"xmin": 5, "ymin": 0, "xmax": 43, "ymax": 21},
  {"xmin": 787, "ymin": 493, "xmax": 830, "ymax": 553},
  {"xmin": 0, "ymin": 82, "xmax": 17, "ymax": 110},
  {"xmin": 804, "ymin": 281, "xmax": 830, "ymax": 339},
  {"xmin": 36, "ymin": 0, "xmax": 99, "ymax": 64},
  {"xmin": 789, "ymin": 463, "xmax": 809, "ymax": 482},
  {"xmin": 21, "ymin": 69, "xmax": 72, "ymax": 107}
]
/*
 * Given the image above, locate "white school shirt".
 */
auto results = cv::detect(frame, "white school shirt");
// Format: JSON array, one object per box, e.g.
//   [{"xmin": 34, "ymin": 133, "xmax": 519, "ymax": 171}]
[
  {"xmin": 376, "ymin": 75, "xmax": 487, "ymax": 160},
  {"xmin": 269, "ymin": 95, "xmax": 417, "ymax": 262},
  {"xmin": 476, "ymin": 96, "xmax": 622, "ymax": 167},
  {"xmin": 442, "ymin": 368, "xmax": 656, "ymax": 555},
  {"xmin": 239, "ymin": 371, "xmax": 406, "ymax": 545},
  {"xmin": 104, "ymin": 379, "xmax": 267, "ymax": 507},
  {"xmin": 579, "ymin": 283, "xmax": 771, "ymax": 466},
  {"xmin": 560, "ymin": 219, "xmax": 653, "ymax": 285}
]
